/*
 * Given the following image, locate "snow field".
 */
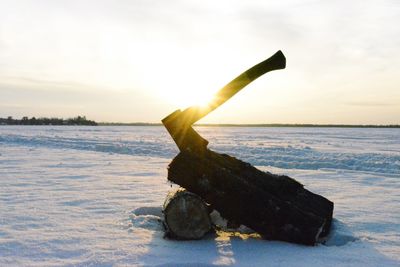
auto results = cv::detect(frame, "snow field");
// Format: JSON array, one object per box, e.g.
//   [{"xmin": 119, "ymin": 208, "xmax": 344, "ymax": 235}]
[{"xmin": 0, "ymin": 126, "xmax": 399, "ymax": 266}]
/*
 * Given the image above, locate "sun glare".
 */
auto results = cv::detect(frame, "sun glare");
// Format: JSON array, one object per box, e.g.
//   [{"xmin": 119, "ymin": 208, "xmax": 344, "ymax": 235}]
[
  {"xmin": 157, "ymin": 85, "xmax": 216, "ymax": 109},
  {"xmin": 141, "ymin": 48, "xmax": 238, "ymax": 110},
  {"xmin": 153, "ymin": 68, "xmax": 224, "ymax": 109},
  {"xmin": 190, "ymin": 90, "xmax": 217, "ymax": 108}
]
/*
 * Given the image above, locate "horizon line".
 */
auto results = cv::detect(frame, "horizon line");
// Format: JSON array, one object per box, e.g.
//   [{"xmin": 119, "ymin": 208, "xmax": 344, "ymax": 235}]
[{"xmin": 97, "ymin": 122, "xmax": 400, "ymax": 128}]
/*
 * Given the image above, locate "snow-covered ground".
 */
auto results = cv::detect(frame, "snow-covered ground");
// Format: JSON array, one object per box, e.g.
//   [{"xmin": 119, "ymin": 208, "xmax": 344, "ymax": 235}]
[{"xmin": 0, "ymin": 126, "xmax": 399, "ymax": 266}]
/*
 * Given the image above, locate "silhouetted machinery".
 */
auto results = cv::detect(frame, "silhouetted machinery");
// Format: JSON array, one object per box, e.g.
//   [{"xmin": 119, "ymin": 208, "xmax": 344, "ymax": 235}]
[{"xmin": 162, "ymin": 51, "xmax": 333, "ymax": 245}]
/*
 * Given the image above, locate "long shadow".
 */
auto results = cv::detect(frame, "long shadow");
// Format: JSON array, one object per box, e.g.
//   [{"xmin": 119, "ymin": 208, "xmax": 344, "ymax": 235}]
[{"xmin": 131, "ymin": 208, "xmax": 398, "ymax": 266}]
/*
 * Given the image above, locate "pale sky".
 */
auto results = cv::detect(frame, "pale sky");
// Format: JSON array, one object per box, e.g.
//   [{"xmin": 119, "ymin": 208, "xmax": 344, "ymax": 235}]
[{"xmin": 0, "ymin": 0, "xmax": 399, "ymax": 124}]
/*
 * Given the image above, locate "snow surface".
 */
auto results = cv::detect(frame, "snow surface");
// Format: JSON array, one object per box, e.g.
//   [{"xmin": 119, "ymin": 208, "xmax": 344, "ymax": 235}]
[{"xmin": 0, "ymin": 126, "xmax": 399, "ymax": 266}]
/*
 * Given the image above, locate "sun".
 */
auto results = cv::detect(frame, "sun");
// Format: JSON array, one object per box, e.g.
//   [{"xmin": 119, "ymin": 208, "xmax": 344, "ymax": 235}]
[
  {"xmin": 153, "ymin": 69, "xmax": 223, "ymax": 109},
  {"xmin": 187, "ymin": 89, "xmax": 217, "ymax": 108},
  {"xmin": 155, "ymin": 85, "xmax": 215, "ymax": 109},
  {"xmin": 140, "ymin": 49, "xmax": 237, "ymax": 110}
]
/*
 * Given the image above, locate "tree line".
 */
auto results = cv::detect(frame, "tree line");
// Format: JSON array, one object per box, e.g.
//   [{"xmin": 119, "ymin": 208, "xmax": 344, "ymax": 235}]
[{"xmin": 0, "ymin": 116, "xmax": 97, "ymax": 126}]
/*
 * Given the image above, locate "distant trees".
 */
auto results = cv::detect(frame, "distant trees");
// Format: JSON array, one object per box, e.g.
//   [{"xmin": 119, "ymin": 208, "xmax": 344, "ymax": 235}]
[{"xmin": 0, "ymin": 116, "xmax": 97, "ymax": 126}]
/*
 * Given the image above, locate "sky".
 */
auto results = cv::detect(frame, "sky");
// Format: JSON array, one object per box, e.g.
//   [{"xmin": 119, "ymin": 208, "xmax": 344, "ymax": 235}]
[{"xmin": 0, "ymin": 0, "xmax": 399, "ymax": 124}]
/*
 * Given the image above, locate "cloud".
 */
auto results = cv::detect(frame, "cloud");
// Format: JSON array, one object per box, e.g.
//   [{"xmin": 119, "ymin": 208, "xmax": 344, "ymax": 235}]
[
  {"xmin": 0, "ymin": 0, "xmax": 399, "ymax": 123},
  {"xmin": 345, "ymin": 101, "xmax": 398, "ymax": 107}
]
